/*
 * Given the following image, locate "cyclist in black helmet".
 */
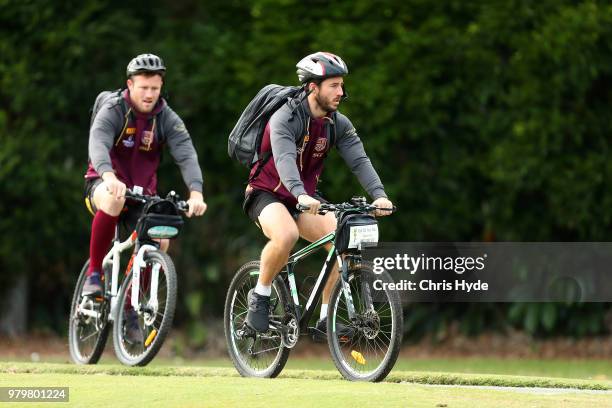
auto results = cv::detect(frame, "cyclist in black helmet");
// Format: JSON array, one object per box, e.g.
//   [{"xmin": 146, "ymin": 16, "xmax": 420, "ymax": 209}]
[
  {"xmin": 244, "ymin": 52, "xmax": 393, "ymax": 339},
  {"xmin": 81, "ymin": 54, "xmax": 207, "ymax": 344}
]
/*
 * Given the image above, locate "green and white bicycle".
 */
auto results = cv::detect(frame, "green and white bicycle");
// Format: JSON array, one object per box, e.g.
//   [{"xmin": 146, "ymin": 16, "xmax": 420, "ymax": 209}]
[{"xmin": 224, "ymin": 197, "xmax": 402, "ymax": 382}]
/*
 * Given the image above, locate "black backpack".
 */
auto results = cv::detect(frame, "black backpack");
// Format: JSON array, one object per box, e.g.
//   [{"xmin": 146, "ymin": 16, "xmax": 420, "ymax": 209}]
[
  {"xmin": 90, "ymin": 89, "xmax": 124, "ymax": 128},
  {"xmin": 228, "ymin": 84, "xmax": 303, "ymax": 168}
]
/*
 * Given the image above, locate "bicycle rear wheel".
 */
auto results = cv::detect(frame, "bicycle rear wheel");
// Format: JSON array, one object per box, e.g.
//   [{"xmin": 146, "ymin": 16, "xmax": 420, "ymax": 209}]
[
  {"xmin": 68, "ymin": 260, "xmax": 110, "ymax": 364},
  {"xmin": 327, "ymin": 264, "xmax": 403, "ymax": 381},
  {"xmin": 112, "ymin": 250, "xmax": 177, "ymax": 366},
  {"xmin": 224, "ymin": 261, "xmax": 291, "ymax": 378}
]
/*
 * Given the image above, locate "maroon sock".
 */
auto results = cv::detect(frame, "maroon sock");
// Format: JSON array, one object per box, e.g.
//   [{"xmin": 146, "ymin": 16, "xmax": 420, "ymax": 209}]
[{"xmin": 88, "ymin": 210, "xmax": 119, "ymax": 276}]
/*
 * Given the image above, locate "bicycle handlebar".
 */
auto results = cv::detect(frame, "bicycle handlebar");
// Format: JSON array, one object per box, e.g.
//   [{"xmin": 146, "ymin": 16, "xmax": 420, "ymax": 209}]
[
  {"xmin": 125, "ymin": 189, "xmax": 189, "ymax": 213},
  {"xmin": 296, "ymin": 200, "xmax": 396, "ymax": 216}
]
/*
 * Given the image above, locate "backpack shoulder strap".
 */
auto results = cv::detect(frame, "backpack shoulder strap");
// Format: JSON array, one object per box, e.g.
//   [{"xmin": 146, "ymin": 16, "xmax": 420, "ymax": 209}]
[
  {"xmin": 248, "ymin": 96, "xmax": 306, "ymax": 183},
  {"xmin": 155, "ymin": 106, "xmax": 168, "ymax": 145},
  {"xmin": 329, "ymin": 111, "xmax": 337, "ymax": 148}
]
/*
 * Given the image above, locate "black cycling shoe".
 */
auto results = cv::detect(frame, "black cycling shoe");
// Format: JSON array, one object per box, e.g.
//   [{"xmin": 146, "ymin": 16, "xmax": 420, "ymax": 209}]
[
  {"xmin": 312, "ymin": 318, "xmax": 354, "ymax": 343},
  {"xmin": 124, "ymin": 308, "xmax": 144, "ymax": 345},
  {"xmin": 82, "ymin": 271, "xmax": 103, "ymax": 296},
  {"xmin": 246, "ymin": 289, "xmax": 270, "ymax": 332}
]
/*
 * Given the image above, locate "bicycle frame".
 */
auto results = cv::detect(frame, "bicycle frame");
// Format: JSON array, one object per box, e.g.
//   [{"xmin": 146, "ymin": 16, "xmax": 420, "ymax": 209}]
[
  {"xmin": 280, "ymin": 231, "xmax": 359, "ymax": 333},
  {"xmin": 77, "ymin": 228, "xmax": 160, "ymax": 322}
]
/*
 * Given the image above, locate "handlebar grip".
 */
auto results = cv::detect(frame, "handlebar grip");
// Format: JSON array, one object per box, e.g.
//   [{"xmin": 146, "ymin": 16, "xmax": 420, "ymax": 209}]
[
  {"xmin": 296, "ymin": 203, "xmax": 310, "ymax": 212},
  {"xmin": 374, "ymin": 205, "xmax": 396, "ymax": 212}
]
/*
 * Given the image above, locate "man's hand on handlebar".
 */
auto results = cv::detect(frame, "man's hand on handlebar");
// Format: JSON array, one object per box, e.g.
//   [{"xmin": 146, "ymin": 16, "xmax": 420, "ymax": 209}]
[
  {"xmin": 186, "ymin": 191, "xmax": 207, "ymax": 218},
  {"xmin": 372, "ymin": 197, "xmax": 394, "ymax": 217},
  {"xmin": 297, "ymin": 194, "xmax": 321, "ymax": 215},
  {"xmin": 102, "ymin": 172, "xmax": 126, "ymax": 201}
]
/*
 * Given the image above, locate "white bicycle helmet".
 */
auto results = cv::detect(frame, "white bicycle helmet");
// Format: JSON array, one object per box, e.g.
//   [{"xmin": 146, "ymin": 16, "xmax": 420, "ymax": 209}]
[
  {"xmin": 126, "ymin": 53, "xmax": 166, "ymax": 77},
  {"xmin": 296, "ymin": 52, "xmax": 348, "ymax": 83}
]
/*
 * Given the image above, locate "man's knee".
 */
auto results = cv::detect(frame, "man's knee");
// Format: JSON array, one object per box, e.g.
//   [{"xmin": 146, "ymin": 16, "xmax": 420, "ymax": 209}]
[
  {"xmin": 259, "ymin": 203, "xmax": 300, "ymax": 251},
  {"xmin": 322, "ymin": 213, "xmax": 337, "ymax": 232},
  {"xmin": 93, "ymin": 182, "xmax": 125, "ymax": 216},
  {"xmin": 298, "ymin": 212, "xmax": 337, "ymax": 243},
  {"xmin": 270, "ymin": 228, "xmax": 299, "ymax": 252},
  {"xmin": 155, "ymin": 239, "xmax": 170, "ymax": 252}
]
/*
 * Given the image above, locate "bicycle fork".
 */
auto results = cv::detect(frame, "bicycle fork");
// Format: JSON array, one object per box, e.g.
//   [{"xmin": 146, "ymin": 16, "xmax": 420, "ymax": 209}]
[
  {"xmin": 339, "ymin": 254, "xmax": 375, "ymax": 318},
  {"xmin": 130, "ymin": 244, "xmax": 159, "ymax": 313}
]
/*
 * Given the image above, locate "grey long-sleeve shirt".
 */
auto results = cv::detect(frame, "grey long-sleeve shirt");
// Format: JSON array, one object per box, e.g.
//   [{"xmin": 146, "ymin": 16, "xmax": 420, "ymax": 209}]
[
  {"xmin": 86, "ymin": 91, "xmax": 203, "ymax": 194},
  {"xmin": 268, "ymin": 97, "xmax": 387, "ymax": 200}
]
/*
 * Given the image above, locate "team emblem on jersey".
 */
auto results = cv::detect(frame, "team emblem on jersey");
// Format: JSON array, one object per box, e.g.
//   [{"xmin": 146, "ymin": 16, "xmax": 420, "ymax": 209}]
[
  {"xmin": 122, "ymin": 135, "xmax": 135, "ymax": 148},
  {"xmin": 314, "ymin": 137, "xmax": 327, "ymax": 152},
  {"xmin": 126, "ymin": 127, "xmax": 136, "ymax": 135},
  {"xmin": 140, "ymin": 130, "xmax": 154, "ymax": 151}
]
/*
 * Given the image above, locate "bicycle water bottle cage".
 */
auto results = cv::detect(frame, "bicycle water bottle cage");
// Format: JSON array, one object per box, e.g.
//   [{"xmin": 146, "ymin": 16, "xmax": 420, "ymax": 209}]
[
  {"xmin": 335, "ymin": 212, "xmax": 379, "ymax": 253},
  {"xmin": 136, "ymin": 199, "xmax": 183, "ymax": 240}
]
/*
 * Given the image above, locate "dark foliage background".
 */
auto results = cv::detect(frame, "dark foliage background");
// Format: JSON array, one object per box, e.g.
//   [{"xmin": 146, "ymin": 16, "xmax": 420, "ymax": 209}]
[{"xmin": 1, "ymin": 0, "xmax": 611, "ymax": 340}]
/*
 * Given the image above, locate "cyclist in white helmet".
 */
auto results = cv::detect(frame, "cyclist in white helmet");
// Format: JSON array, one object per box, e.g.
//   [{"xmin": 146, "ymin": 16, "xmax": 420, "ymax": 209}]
[{"xmin": 244, "ymin": 52, "xmax": 393, "ymax": 339}]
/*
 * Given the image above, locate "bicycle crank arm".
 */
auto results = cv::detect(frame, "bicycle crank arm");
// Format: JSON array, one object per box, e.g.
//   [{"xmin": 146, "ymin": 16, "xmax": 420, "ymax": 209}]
[
  {"xmin": 76, "ymin": 306, "xmax": 100, "ymax": 319},
  {"xmin": 267, "ymin": 319, "xmax": 285, "ymax": 333}
]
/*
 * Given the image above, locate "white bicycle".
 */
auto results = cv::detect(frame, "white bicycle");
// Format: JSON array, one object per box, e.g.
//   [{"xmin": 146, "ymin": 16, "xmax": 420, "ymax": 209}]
[{"xmin": 69, "ymin": 188, "xmax": 187, "ymax": 366}]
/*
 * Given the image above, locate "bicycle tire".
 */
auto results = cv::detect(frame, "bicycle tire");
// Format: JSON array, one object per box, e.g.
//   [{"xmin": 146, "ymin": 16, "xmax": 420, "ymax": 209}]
[
  {"xmin": 112, "ymin": 250, "xmax": 177, "ymax": 366},
  {"xmin": 327, "ymin": 264, "xmax": 403, "ymax": 381},
  {"xmin": 68, "ymin": 260, "xmax": 110, "ymax": 365}
]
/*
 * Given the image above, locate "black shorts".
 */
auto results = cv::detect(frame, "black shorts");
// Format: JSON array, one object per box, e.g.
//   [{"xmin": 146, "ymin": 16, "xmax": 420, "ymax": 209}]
[
  {"xmin": 83, "ymin": 177, "xmax": 143, "ymax": 235},
  {"xmin": 243, "ymin": 189, "xmax": 300, "ymax": 225},
  {"xmin": 84, "ymin": 177, "xmax": 104, "ymax": 215},
  {"xmin": 243, "ymin": 188, "xmax": 328, "ymax": 226}
]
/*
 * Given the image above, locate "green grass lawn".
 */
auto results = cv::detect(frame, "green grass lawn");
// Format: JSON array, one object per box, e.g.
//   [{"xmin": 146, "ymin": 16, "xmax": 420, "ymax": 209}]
[
  {"xmin": 0, "ymin": 370, "xmax": 611, "ymax": 408},
  {"xmin": 146, "ymin": 356, "xmax": 612, "ymax": 381},
  {"xmin": 2, "ymin": 362, "xmax": 611, "ymax": 390},
  {"xmin": 9, "ymin": 353, "xmax": 612, "ymax": 382}
]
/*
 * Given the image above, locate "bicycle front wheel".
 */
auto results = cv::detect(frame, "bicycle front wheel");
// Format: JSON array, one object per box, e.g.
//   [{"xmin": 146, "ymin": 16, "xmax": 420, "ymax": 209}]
[
  {"xmin": 112, "ymin": 250, "xmax": 177, "ymax": 366},
  {"xmin": 327, "ymin": 264, "xmax": 403, "ymax": 381},
  {"xmin": 68, "ymin": 260, "xmax": 110, "ymax": 365}
]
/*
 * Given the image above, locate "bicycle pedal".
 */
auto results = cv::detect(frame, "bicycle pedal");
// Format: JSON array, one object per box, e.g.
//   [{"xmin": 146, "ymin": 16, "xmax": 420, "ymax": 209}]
[{"xmin": 241, "ymin": 322, "xmax": 259, "ymax": 337}]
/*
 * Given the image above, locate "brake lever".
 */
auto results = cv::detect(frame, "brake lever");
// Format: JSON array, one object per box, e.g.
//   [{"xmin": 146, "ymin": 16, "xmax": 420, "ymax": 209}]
[
  {"xmin": 296, "ymin": 203, "xmax": 309, "ymax": 212},
  {"xmin": 124, "ymin": 190, "xmax": 146, "ymax": 203},
  {"xmin": 177, "ymin": 201, "xmax": 189, "ymax": 213}
]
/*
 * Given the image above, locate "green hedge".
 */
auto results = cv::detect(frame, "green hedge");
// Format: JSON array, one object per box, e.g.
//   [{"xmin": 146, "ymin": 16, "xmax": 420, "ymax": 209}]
[{"xmin": 1, "ymin": 0, "xmax": 610, "ymax": 337}]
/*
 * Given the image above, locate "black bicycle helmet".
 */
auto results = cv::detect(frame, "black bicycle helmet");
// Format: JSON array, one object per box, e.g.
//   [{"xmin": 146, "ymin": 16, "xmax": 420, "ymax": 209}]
[
  {"xmin": 296, "ymin": 52, "xmax": 348, "ymax": 83},
  {"xmin": 126, "ymin": 53, "xmax": 166, "ymax": 77}
]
